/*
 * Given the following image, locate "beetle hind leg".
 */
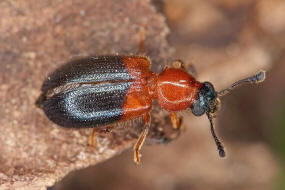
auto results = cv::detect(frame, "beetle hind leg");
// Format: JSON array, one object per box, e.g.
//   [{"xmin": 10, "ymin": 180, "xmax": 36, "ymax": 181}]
[
  {"xmin": 89, "ymin": 128, "xmax": 98, "ymax": 149},
  {"xmin": 133, "ymin": 112, "xmax": 151, "ymax": 165},
  {"xmin": 89, "ymin": 126, "xmax": 113, "ymax": 149}
]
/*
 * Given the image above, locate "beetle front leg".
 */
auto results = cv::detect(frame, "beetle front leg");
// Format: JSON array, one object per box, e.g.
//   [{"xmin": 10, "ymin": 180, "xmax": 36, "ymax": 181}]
[
  {"xmin": 169, "ymin": 112, "xmax": 182, "ymax": 130},
  {"xmin": 133, "ymin": 112, "xmax": 151, "ymax": 165},
  {"xmin": 172, "ymin": 60, "xmax": 197, "ymax": 77}
]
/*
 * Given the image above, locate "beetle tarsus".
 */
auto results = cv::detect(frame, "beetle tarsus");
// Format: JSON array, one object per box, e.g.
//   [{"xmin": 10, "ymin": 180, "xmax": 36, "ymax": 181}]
[{"xmin": 133, "ymin": 113, "xmax": 151, "ymax": 165}]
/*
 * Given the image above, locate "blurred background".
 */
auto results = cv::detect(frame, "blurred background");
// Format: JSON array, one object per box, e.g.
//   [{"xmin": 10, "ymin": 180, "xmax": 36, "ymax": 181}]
[{"xmin": 55, "ymin": 0, "xmax": 285, "ymax": 190}]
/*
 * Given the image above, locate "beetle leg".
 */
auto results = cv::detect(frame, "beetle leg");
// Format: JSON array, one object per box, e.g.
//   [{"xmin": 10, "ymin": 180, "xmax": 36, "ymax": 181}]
[
  {"xmin": 169, "ymin": 112, "xmax": 182, "ymax": 130},
  {"xmin": 89, "ymin": 128, "xmax": 97, "ymax": 149},
  {"xmin": 133, "ymin": 112, "xmax": 151, "ymax": 165},
  {"xmin": 170, "ymin": 112, "xmax": 185, "ymax": 132},
  {"xmin": 138, "ymin": 26, "xmax": 147, "ymax": 55},
  {"xmin": 172, "ymin": 60, "xmax": 197, "ymax": 77},
  {"xmin": 172, "ymin": 60, "xmax": 184, "ymax": 69},
  {"xmin": 89, "ymin": 127, "xmax": 113, "ymax": 149}
]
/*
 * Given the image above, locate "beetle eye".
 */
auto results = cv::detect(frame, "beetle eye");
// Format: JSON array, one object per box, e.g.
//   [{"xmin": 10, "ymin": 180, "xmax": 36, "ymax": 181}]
[{"xmin": 191, "ymin": 101, "xmax": 205, "ymax": 116}]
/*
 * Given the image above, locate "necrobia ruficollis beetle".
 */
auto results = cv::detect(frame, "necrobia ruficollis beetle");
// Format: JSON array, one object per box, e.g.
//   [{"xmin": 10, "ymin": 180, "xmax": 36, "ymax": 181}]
[{"xmin": 36, "ymin": 54, "xmax": 266, "ymax": 164}]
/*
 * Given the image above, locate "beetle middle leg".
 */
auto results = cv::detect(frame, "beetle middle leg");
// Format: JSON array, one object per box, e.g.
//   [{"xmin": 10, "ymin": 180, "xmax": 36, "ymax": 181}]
[
  {"xmin": 138, "ymin": 25, "xmax": 147, "ymax": 55},
  {"xmin": 133, "ymin": 112, "xmax": 151, "ymax": 165}
]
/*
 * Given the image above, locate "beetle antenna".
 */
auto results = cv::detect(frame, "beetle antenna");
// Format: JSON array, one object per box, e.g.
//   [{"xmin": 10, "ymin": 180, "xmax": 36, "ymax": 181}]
[
  {"xmin": 206, "ymin": 112, "xmax": 225, "ymax": 157},
  {"xmin": 218, "ymin": 70, "xmax": 266, "ymax": 97}
]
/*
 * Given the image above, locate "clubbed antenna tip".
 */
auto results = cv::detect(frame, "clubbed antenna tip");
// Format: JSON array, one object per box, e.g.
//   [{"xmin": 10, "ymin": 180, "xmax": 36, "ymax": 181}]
[
  {"xmin": 218, "ymin": 70, "xmax": 266, "ymax": 97},
  {"xmin": 219, "ymin": 148, "xmax": 226, "ymax": 158},
  {"xmin": 255, "ymin": 70, "xmax": 266, "ymax": 83}
]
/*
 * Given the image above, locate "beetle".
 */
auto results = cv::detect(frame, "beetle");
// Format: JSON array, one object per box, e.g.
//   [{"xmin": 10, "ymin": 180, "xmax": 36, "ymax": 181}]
[{"xmin": 36, "ymin": 54, "xmax": 265, "ymax": 164}]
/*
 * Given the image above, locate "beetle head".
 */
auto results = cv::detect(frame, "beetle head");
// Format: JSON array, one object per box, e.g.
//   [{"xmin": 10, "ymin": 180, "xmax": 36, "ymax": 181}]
[{"xmin": 191, "ymin": 82, "xmax": 220, "ymax": 117}]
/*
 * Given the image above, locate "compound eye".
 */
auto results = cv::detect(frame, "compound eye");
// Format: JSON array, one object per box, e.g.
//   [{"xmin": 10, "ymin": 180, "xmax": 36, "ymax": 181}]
[
  {"xmin": 191, "ymin": 101, "xmax": 205, "ymax": 116},
  {"xmin": 202, "ymin": 82, "xmax": 217, "ymax": 101}
]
